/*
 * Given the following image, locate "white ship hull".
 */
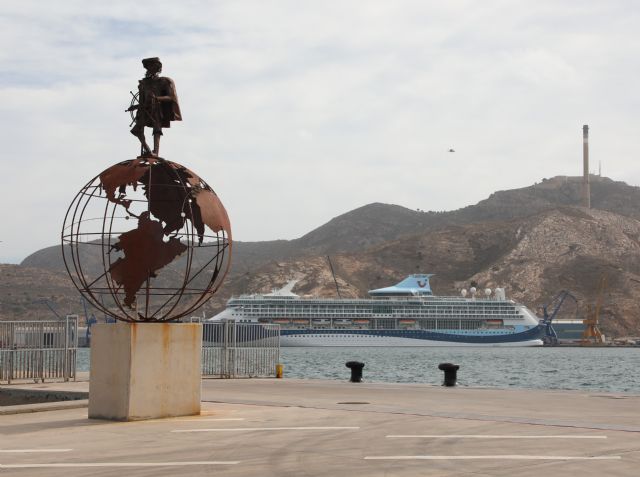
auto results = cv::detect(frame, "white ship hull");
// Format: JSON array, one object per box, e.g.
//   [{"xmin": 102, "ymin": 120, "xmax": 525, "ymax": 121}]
[{"xmin": 281, "ymin": 332, "xmax": 543, "ymax": 347}]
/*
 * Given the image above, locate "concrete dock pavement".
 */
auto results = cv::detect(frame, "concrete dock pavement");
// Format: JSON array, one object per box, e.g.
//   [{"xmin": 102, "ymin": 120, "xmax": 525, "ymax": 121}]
[
  {"xmin": 1, "ymin": 379, "xmax": 639, "ymax": 476},
  {"xmin": 199, "ymin": 379, "xmax": 640, "ymax": 432}
]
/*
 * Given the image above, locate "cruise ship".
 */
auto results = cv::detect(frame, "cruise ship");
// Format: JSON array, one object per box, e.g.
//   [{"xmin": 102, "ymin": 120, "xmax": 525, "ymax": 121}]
[{"xmin": 209, "ymin": 274, "xmax": 545, "ymax": 346}]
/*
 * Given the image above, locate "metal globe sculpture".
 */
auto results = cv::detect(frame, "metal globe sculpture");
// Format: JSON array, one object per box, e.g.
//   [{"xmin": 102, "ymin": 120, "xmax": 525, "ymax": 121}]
[{"xmin": 62, "ymin": 157, "xmax": 231, "ymax": 322}]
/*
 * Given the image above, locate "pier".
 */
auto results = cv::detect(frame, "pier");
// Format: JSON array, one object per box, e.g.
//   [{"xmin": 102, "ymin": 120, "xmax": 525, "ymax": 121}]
[{"xmin": 2, "ymin": 377, "xmax": 639, "ymax": 475}]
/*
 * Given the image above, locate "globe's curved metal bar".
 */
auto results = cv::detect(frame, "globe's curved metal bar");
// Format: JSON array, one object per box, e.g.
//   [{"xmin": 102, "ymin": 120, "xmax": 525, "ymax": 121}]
[
  {"xmin": 62, "ymin": 159, "xmax": 232, "ymax": 323},
  {"xmin": 178, "ymin": 235, "xmax": 230, "ymax": 316},
  {"xmin": 147, "ymin": 161, "xmax": 196, "ymax": 320},
  {"xmin": 105, "ymin": 197, "xmax": 137, "ymax": 322},
  {"xmin": 63, "ymin": 177, "xmax": 115, "ymax": 320}
]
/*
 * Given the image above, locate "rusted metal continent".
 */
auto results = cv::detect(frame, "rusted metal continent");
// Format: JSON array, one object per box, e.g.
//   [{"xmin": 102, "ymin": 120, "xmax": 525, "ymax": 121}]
[
  {"xmin": 98, "ymin": 158, "xmax": 231, "ymax": 239},
  {"xmin": 184, "ymin": 165, "xmax": 232, "ymax": 239},
  {"xmin": 61, "ymin": 158, "xmax": 232, "ymax": 322},
  {"xmin": 108, "ymin": 212, "xmax": 188, "ymax": 309},
  {"xmin": 99, "ymin": 158, "xmax": 151, "ymax": 209},
  {"xmin": 194, "ymin": 189, "xmax": 232, "ymax": 237}
]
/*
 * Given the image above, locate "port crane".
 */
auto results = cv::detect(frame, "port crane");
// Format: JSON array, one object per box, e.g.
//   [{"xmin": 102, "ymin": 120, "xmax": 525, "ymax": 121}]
[
  {"xmin": 541, "ymin": 290, "xmax": 578, "ymax": 345},
  {"xmin": 38, "ymin": 299, "xmax": 64, "ymax": 320},
  {"xmin": 326, "ymin": 256, "xmax": 342, "ymax": 299},
  {"xmin": 581, "ymin": 275, "xmax": 606, "ymax": 345}
]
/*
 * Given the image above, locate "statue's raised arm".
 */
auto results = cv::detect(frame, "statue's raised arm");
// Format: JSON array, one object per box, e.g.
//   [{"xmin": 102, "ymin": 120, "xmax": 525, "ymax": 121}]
[{"xmin": 127, "ymin": 57, "xmax": 182, "ymax": 157}]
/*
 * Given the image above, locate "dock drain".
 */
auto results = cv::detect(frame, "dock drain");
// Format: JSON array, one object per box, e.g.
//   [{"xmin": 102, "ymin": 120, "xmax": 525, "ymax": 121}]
[{"xmin": 337, "ymin": 402, "xmax": 370, "ymax": 405}]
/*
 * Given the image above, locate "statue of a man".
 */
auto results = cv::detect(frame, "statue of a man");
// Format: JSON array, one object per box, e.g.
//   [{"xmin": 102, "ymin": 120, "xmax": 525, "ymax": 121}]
[{"xmin": 126, "ymin": 57, "xmax": 182, "ymax": 157}]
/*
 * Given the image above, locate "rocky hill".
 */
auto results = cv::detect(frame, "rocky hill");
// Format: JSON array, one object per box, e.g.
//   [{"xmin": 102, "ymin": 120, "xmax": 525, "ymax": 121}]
[
  {"xmin": 0, "ymin": 264, "xmax": 78, "ymax": 320},
  {"xmin": 22, "ymin": 175, "xmax": 640, "ymax": 272},
  {"xmin": 6, "ymin": 175, "xmax": 640, "ymax": 336},
  {"xmin": 212, "ymin": 207, "xmax": 640, "ymax": 336}
]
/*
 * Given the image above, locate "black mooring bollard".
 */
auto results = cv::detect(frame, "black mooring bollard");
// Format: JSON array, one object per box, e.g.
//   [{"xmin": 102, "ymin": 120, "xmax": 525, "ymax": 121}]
[
  {"xmin": 438, "ymin": 362, "xmax": 459, "ymax": 387},
  {"xmin": 345, "ymin": 361, "xmax": 365, "ymax": 383}
]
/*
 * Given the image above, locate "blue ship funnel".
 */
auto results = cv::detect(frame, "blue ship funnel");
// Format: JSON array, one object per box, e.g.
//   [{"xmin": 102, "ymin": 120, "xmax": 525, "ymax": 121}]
[{"xmin": 368, "ymin": 274, "xmax": 434, "ymax": 296}]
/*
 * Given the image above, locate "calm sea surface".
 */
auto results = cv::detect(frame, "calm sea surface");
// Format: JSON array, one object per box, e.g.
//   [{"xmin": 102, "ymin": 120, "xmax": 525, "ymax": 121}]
[{"xmin": 76, "ymin": 346, "xmax": 640, "ymax": 394}]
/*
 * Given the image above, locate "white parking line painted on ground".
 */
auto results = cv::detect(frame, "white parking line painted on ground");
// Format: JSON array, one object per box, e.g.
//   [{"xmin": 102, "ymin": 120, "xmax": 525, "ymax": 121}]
[
  {"xmin": 387, "ymin": 435, "xmax": 607, "ymax": 439},
  {"xmin": 173, "ymin": 418, "xmax": 246, "ymax": 422},
  {"xmin": 172, "ymin": 426, "xmax": 360, "ymax": 433},
  {"xmin": 0, "ymin": 461, "xmax": 240, "ymax": 468},
  {"xmin": 364, "ymin": 455, "xmax": 621, "ymax": 461},
  {"xmin": 0, "ymin": 449, "xmax": 73, "ymax": 453}
]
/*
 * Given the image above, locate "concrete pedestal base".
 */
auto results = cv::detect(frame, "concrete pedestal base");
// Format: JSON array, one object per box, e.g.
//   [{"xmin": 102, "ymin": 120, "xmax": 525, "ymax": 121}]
[{"xmin": 88, "ymin": 322, "xmax": 202, "ymax": 421}]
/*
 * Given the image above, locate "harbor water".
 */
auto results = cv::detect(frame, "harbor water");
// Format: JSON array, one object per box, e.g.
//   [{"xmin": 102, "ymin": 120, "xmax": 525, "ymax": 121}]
[{"xmin": 76, "ymin": 346, "xmax": 640, "ymax": 394}]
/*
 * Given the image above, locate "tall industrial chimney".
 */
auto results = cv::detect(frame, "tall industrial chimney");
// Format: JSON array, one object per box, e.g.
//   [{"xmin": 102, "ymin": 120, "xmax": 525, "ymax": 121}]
[{"xmin": 582, "ymin": 124, "xmax": 590, "ymax": 208}]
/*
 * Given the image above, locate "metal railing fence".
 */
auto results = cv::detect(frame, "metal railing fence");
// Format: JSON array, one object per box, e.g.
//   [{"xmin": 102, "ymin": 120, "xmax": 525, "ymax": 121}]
[
  {"xmin": 1, "ymin": 319, "xmax": 278, "ymax": 382},
  {"xmin": 0, "ymin": 317, "xmax": 78, "ymax": 384},
  {"xmin": 202, "ymin": 321, "xmax": 280, "ymax": 378}
]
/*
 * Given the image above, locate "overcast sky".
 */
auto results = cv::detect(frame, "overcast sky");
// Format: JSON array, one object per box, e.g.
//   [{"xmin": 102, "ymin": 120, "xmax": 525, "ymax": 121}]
[{"xmin": 1, "ymin": 0, "xmax": 639, "ymax": 263}]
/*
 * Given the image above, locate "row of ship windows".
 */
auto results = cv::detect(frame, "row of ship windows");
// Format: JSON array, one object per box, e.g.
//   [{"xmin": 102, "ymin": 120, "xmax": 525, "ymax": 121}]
[
  {"xmin": 235, "ymin": 301, "xmax": 515, "ymax": 307},
  {"xmin": 247, "ymin": 314, "xmax": 519, "ymax": 319},
  {"xmin": 258, "ymin": 320, "xmax": 504, "ymax": 331},
  {"xmin": 242, "ymin": 305, "xmax": 516, "ymax": 311},
  {"xmin": 246, "ymin": 313, "xmax": 518, "ymax": 317},
  {"xmin": 242, "ymin": 309, "xmax": 518, "ymax": 316}
]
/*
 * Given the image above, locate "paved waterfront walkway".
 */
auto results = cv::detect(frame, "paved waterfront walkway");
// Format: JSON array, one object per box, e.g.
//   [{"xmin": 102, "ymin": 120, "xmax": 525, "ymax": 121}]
[{"xmin": 1, "ymin": 378, "xmax": 639, "ymax": 476}]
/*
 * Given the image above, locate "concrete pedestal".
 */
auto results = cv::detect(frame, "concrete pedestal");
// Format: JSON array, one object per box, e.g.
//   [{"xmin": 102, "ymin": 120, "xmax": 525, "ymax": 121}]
[{"xmin": 88, "ymin": 322, "xmax": 202, "ymax": 421}]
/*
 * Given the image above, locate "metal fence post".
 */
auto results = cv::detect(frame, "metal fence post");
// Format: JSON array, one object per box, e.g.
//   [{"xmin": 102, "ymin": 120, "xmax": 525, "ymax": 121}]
[
  {"xmin": 231, "ymin": 322, "xmax": 237, "ymax": 378},
  {"xmin": 63, "ymin": 316, "xmax": 69, "ymax": 382},
  {"xmin": 223, "ymin": 320, "xmax": 229, "ymax": 378},
  {"xmin": 9, "ymin": 323, "xmax": 15, "ymax": 384},
  {"xmin": 8, "ymin": 348, "xmax": 14, "ymax": 384},
  {"xmin": 72, "ymin": 316, "xmax": 78, "ymax": 381},
  {"xmin": 38, "ymin": 321, "xmax": 44, "ymax": 383}
]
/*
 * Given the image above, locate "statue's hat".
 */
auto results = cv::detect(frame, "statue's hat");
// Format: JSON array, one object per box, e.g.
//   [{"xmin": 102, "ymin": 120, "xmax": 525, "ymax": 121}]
[{"xmin": 142, "ymin": 57, "xmax": 162, "ymax": 68}]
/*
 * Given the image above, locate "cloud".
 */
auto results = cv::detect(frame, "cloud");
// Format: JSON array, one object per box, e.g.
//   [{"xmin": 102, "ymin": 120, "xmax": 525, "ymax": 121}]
[{"xmin": 1, "ymin": 0, "xmax": 639, "ymax": 262}]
